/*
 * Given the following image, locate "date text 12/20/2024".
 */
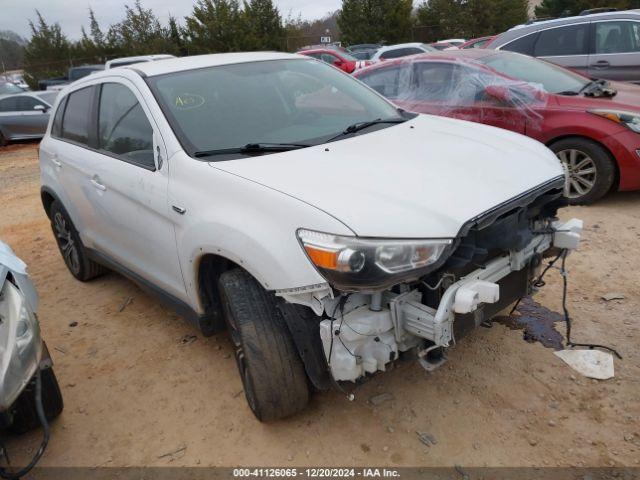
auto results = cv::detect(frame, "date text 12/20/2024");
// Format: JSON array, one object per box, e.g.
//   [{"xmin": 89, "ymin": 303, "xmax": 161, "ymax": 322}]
[{"xmin": 233, "ymin": 468, "xmax": 401, "ymax": 478}]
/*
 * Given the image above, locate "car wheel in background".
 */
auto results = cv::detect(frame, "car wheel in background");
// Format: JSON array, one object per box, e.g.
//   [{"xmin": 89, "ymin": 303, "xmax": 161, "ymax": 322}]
[
  {"xmin": 550, "ymin": 137, "xmax": 615, "ymax": 205},
  {"xmin": 218, "ymin": 268, "xmax": 310, "ymax": 421},
  {"xmin": 9, "ymin": 367, "xmax": 64, "ymax": 434},
  {"xmin": 49, "ymin": 201, "xmax": 107, "ymax": 281},
  {"xmin": 0, "ymin": 131, "xmax": 6, "ymax": 147}
]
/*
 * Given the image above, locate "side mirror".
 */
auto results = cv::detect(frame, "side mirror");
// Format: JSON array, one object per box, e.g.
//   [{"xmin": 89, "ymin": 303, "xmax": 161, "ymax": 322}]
[
  {"xmin": 34, "ymin": 104, "xmax": 48, "ymax": 113},
  {"xmin": 333, "ymin": 59, "xmax": 343, "ymax": 67},
  {"xmin": 484, "ymin": 85, "xmax": 512, "ymax": 103}
]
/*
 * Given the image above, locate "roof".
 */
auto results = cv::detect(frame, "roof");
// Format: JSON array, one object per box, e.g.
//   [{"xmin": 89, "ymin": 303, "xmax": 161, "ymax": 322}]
[
  {"xmin": 122, "ymin": 52, "xmax": 306, "ymax": 77},
  {"xmin": 377, "ymin": 43, "xmax": 427, "ymax": 51},
  {"xmin": 491, "ymin": 9, "xmax": 640, "ymax": 48}
]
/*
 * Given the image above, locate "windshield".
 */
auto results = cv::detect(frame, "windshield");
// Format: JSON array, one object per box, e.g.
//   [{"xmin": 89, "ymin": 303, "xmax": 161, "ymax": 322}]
[
  {"xmin": 480, "ymin": 52, "xmax": 589, "ymax": 94},
  {"xmin": 35, "ymin": 91, "xmax": 58, "ymax": 105},
  {"xmin": 0, "ymin": 81, "xmax": 25, "ymax": 95},
  {"xmin": 147, "ymin": 59, "xmax": 401, "ymax": 157}
]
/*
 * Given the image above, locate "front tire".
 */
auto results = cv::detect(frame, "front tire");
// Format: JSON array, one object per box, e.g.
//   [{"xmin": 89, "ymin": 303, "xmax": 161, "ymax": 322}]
[
  {"xmin": 218, "ymin": 269, "xmax": 309, "ymax": 421},
  {"xmin": 0, "ymin": 130, "xmax": 7, "ymax": 147},
  {"xmin": 9, "ymin": 368, "xmax": 64, "ymax": 434},
  {"xmin": 49, "ymin": 201, "xmax": 106, "ymax": 281},
  {"xmin": 550, "ymin": 138, "xmax": 615, "ymax": 205}
]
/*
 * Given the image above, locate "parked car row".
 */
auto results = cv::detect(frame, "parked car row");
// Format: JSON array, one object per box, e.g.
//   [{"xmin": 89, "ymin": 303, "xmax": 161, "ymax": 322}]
[{"xmin": 354, "ymin": 48, "xmax": 640, "ymax": 204}]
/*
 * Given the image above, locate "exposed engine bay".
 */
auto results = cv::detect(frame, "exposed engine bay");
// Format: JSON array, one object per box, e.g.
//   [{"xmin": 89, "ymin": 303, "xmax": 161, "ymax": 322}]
[{"xmin": 301, "ymin": 185, "xmax": 584, "ymax": 383}]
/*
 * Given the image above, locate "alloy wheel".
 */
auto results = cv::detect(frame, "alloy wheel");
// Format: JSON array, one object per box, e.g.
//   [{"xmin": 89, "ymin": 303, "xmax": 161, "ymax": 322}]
[
  {"xmin": 53, "ymin": 212, "xmax": 80, "ymax": 274},
  {"xmin": 556, "ymin": 149, "xmax": 597, "ymax": 199}
]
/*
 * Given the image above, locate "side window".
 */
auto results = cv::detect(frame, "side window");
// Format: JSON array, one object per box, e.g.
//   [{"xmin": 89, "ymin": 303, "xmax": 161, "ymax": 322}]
[
  {"xmin": 0, "ymin": 97, "xmax": 19, "ymax": 112},
  {"xmin": 595, "ymin": 21, "xmax": 640, "ymax": 54},
  {"xmin": 380, "ymin": 48, "xmax": 409, "ymax": 59},
  {"xmin": 320, "ymin": 53, "xmax": 339, "ymax": 64},
  {"xmin": 501, "ymin": 32, "xmax": 538, "ymax": 55},
  {"xmin": 414, "ymin": 63, "xmax": 477, "ymax": 102},
  {"xmin": 98, "ymin": 83, "xmax": 155, "ymax": 169},
  {"xmin": 359, "ymin": 67, "xmax": 402, "ymax": 98},
  {"xmin": 16, "ymin": 96, "xmax": 46, "ymax": 112},
  {"xmin": 51, "ymin": 97, "xmax": 67, "ymax": 138},
  {"xmin": 534, "ymin": 24, "xmax": 588, "ymax": 56},
  {"xmin": 61, "ymin": 86, "xmax": 94, "ymax": 145}
]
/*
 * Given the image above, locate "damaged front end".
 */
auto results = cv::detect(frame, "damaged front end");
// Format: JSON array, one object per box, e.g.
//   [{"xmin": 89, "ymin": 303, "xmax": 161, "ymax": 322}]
[
  {"xmin": 0, "ymin": 242, "xmax": 43, "ymax": 418},
  {"xmin": 279, "ymin": 179, "xmax": 583, "ymax": 384}
]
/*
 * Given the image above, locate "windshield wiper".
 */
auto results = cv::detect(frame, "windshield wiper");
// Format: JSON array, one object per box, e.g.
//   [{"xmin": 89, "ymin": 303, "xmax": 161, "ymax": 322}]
[
  {"xmin": 327, "ymin": 117, "xmax": 407, "ymax": 142},
  {"xmin": 194, "ymin": 142, "xmax": 311, "ymax": 158}
]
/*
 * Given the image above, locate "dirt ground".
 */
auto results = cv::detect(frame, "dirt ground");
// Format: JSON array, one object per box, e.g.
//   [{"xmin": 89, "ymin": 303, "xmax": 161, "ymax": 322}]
[{"xmin": 1, "ymin": 142, "xmax": 639, "ymax": 468}]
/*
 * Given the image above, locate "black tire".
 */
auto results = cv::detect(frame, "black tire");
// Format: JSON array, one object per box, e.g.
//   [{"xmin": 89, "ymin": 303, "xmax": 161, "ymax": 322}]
[
  {"xmin": 49, "ymin": 201, "xmax": 107, "ymax": 281},
  {"xmin": 9, "ymin": 368, "xmax": 64, "ymax": 435},
  {"xmin": 550, "ymin": 137, "xmax": 616, "ymax": 205},
  {"xmin": 218, "ymin": 269, "xmax": 309, "ymax": 421},
  {"xmin": 0, "ymin": 130, "xmax": 7, "ymax": 147}
]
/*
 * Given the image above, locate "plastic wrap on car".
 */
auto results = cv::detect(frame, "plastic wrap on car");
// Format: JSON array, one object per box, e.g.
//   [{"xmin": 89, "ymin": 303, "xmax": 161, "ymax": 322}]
[{"xmin": 361, "ymin": 57, "xmax": 549, "ymax": 131}]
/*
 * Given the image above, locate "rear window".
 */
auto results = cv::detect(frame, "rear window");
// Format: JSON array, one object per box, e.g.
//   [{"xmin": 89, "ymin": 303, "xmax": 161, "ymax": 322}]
[{"xmin": 61, "ymin": 86, "xmax": 94, "ymax": 145}]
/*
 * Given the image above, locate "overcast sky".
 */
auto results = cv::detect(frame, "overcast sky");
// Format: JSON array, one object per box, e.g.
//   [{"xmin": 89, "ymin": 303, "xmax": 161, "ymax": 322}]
[{"xmin": 1, "ymin": 0, "xmax": 342, "ymax": 40}]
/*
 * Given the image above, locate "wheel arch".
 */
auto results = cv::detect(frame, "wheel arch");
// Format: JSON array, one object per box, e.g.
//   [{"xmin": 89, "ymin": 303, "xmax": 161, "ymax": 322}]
[
  {"xmin": 40, "ymin": 186, "xmax": 62, "ymax": 219},
  {"xmin": 545, "ymin": 134, "xmax": 620, "ymax": 191}
]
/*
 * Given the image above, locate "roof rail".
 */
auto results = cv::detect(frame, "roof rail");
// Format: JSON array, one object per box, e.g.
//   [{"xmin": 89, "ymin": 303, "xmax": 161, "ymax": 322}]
[
  {"xmin": 579, "ymin": 7, "xmax": 617, "ymax": 15},
  {"xmin": 524, "ymin": 16, "xmax": 557, "ymax": 25}
]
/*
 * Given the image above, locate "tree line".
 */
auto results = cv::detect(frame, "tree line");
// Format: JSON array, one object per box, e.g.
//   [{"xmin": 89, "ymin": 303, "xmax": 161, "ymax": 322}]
[{"xmin": 14, "ymin": 0, "xmax": 640, "ymax": 88}]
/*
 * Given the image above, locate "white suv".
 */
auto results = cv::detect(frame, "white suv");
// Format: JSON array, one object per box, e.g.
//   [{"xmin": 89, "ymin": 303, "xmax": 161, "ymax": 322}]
[{"xmin": 39, "ymin": 52, "xmax": 581, "ymax": 420}]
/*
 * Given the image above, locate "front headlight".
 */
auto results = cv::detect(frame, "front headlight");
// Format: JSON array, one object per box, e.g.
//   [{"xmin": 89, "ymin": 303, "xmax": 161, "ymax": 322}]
[
  {"xmin": 297, "ymin": 229, "xmax": 452, "ymax": 291},
  {"xmin": 590, "ymin": 109, "xmax": 640, "ymax": 133}
]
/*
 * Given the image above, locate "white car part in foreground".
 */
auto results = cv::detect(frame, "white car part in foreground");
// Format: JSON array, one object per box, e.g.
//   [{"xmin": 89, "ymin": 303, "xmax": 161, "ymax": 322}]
[
  {"xmin": 318, "ymin": 218, "xmax": 583, "ymax": 382},
  {"xmin": 0, "ymin": 241, "xmax": 42, "ymax": 411}
]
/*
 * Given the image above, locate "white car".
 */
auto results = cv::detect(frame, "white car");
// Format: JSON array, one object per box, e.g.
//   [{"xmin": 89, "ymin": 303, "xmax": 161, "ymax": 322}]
[
  {"xmin": 438, "ymin": 38, "xmax": 467, "ymax": 47},
  {"xmin": 105, "ymin": 54, "xmax": 176, "ymax": 70},
  {"xmin": 370, "ymin": 42, "xmax": 438, "ymax": 61},
  {"xmin": 39, "ymin": 52, "xmax": 581, "ymax": 421}
]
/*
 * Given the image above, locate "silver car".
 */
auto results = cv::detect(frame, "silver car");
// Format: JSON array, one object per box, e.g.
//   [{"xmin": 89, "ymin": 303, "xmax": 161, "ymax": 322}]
[
  {"xmin": 489, "ymin": 9, "xmax": 640, "ymax": 83},
  {"xmin": 0, "ymin": 91, "xmax": 58, "ymax": 146}
]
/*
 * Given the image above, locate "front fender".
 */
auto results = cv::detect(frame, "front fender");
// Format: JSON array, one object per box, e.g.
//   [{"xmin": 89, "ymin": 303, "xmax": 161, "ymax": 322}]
[{"xmin": 169, "ymin": 153, "xmax": 354, "ymax": 313}]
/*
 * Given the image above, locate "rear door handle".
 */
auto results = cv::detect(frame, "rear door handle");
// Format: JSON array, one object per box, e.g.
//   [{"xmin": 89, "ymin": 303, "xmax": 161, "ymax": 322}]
[
  {"xmin": 172, "ymin": 205, "xmax": 186, "ymax": 214},
  {"xmin": 90, "ymin": 176, "xmax": 106, "ymax": 191},
  {"xmin": 51, "ymin": 155, "xmax": 61, "ymax": 168},
  {"xmin": 591, "ymin": 60, "xmax": 610, "ymax": 68}
]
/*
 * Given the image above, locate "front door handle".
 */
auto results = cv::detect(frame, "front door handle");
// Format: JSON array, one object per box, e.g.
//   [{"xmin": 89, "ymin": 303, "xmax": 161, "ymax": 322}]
[
  {"xmin": 172, "ymin": 205, "xmax": 186, "ymax": 215},
  {"xmin": 90, "ymin": 176, "xmax": 106, "ymax": 191},
  {"xmin": 591, "ymin": 60, "xmax": 610, "ymax": 68},
  {"xmin": 51, "ymin": 155, "xmax": 61, "ymax": 168}
]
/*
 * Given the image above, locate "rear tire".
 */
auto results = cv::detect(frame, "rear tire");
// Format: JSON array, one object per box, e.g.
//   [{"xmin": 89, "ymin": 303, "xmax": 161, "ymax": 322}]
[
  {"xmin": 550, "ymin": 137, "xmax": 615, "ymax": 205},
  {"xmin": 218, "ymin": 269, "xmax": 309, "ymax": 421},
  {"xmin": 0, "ymin": 131, "xmax": 7, "ymax": 147},
  {"xmin": 49, "ymin": 201, "xmax": 107, "ymax": 281},
  {"xmin": 9, "ymin": 368, "xmax": 64, "ymax": 435}
]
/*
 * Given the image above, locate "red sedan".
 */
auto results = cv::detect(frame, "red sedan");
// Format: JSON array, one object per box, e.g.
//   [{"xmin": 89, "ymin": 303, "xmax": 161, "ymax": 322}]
[
  {"xmin": 354, "ymin": 49, "xmax": 640, "ymax": 203},
  {"xmin": 298, "ymin": 48, "xmax": 372, "ymax": 74}
]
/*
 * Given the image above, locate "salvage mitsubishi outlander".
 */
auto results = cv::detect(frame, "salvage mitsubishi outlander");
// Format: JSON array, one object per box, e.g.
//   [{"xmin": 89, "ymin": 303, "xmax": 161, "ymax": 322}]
[{"xmin": 39, "ymin": 52, "xmax": 582, "ymax": 420}]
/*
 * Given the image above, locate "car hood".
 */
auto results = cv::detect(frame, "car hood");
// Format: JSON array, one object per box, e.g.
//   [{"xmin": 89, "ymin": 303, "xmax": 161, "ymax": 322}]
[
  {"xmin": 209, "ymin": 114, "xmax": 564, "ymax": 238},
  {"xmin": 557, "ymin": 80, "xmax": 640, "ymax": 110}
]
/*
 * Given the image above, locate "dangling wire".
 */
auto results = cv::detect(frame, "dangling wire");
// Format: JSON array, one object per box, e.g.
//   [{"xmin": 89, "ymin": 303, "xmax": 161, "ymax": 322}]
[
  {"xmin": 0, "ymin": 369, "xmax": 51, "ymax": 480},
  {"xmin": 558, "ymin": 250, "xmax": 622, "ymax": 359}
]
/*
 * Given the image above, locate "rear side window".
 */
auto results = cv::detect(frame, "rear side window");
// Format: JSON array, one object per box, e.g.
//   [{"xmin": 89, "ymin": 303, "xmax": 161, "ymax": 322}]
[
  {"xmin": 381, "ymin": 48, "xmax": 423, "ymax": 59},
  {"xmin": 51, "ymin": 97, "xmax": 66, "ymax": 138},
  {"xmin": 501, "ymin": 32, "xmax": 538, "ymax": 55},
  {"xmin": 359, "ymin": 67, "xmax": 404, "ymax": 98},
  {"xmin": 595, "ymin": 21, "xmax": 640, "ymax": 53},
  {"xmin": 534, "ymin": 24, "xmax": 588, "ymax": 56},
  {"xmin": 61, "ymin": 87, "xmax": 94, "ymax": 145},
  {"xmin": 0, "ymin": 97, "xmax": 19, "ymax": 112},
  {"xmin": 98, "ymin": 83, "xmax": 154, "ymax": 169}
]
